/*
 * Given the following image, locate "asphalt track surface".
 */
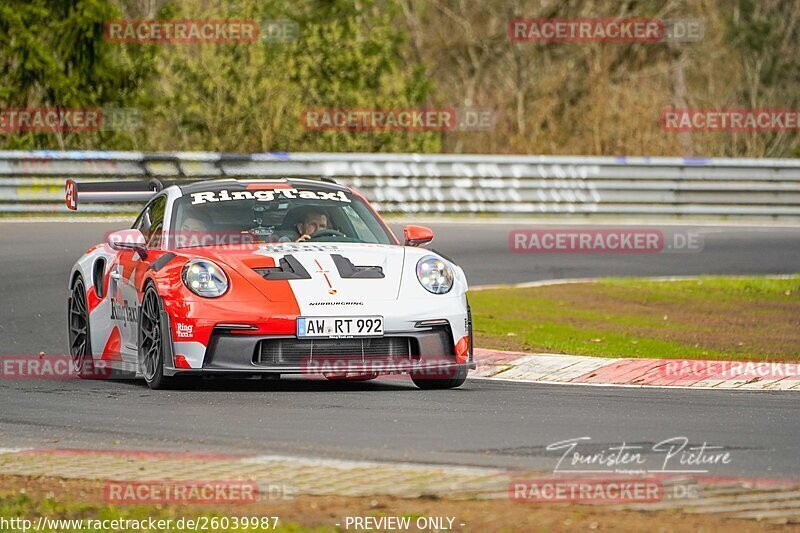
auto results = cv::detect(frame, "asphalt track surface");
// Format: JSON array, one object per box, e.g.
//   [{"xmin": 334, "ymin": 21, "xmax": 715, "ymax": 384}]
[{"xmin": 1, "ymin": 220, "xmax": 799, "ymax": 479}]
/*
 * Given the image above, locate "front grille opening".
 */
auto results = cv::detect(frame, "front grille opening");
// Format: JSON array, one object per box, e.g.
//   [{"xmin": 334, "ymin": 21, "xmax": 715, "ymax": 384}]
[{"xmin": 255, "ymin": 337, "xmax": 415, "ymax": 366}]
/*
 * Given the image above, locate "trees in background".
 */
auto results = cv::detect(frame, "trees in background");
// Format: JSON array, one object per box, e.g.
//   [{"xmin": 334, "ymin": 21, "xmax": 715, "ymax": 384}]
[
  {"xmin": 0, "ymin": 0, "xmax": 155, "ymax": 149},
  {"xmin": 0, "ymin": 0, "xmax": 797, "ymax": 156},
  {"xmin": 411, "ymin": 0, "xmax": 800, "ymax": 157},
  {"xmin": 146, "ymin": 0, "xmax": 439, "ymax": 153}
]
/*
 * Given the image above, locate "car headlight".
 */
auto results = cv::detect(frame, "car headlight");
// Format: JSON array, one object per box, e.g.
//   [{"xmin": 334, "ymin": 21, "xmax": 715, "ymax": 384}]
[
  {"xmin": 416, "ymin": 255, "xmax": 454, "ymax": 294},
  {"xmin": 182, "ymin": 259, "xmax": 229, "ymax": 298}
]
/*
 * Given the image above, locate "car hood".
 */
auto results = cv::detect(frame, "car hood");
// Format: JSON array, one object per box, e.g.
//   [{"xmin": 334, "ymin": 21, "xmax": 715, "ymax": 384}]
[{"xmin": 182, "ymin": 242, "xmax": 406, "ymax": 303}]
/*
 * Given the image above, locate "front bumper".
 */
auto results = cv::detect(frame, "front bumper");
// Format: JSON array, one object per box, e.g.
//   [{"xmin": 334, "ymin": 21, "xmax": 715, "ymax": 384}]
[{"xmin": 165, "ymin": 325, "xmax": 475, "ymax": 377}]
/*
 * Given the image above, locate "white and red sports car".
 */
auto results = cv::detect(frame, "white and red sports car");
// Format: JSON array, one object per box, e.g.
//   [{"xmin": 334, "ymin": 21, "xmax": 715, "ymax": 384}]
[{"xmin": 66, "ymin": 177, "xmax": 473, "ymax": 389}]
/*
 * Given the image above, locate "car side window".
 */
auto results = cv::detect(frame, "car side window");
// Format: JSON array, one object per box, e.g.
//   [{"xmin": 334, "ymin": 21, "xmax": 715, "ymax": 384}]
[
  {"xmin": 131, "ymin": 196, "xmax": 166, "ymax": 249},
  {"xmin": 131, "ymin": 205, "xmax": 151, "ymax": 234},
  {"xmin": 144, "ymin": 196, "xmax": 166, "ymax": 248}
]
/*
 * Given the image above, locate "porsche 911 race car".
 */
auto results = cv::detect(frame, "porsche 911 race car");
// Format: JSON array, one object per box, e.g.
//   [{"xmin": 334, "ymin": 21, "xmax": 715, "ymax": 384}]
[{"xmin": 66, "ymin": 177, "xmax": 473, "ymax": 389}]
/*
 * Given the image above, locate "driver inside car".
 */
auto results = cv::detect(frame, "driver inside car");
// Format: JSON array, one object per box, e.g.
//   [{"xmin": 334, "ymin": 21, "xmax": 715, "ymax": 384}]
[
  {"xmin": 176, "ymin": 211, "xmax": 212, "ymax": 247},
  {"xmin": 278, "ymin": 209, "xmax": 332, "ymax": 242},
  {"xmin": 296, "ymin": 210, "xmax": 329, "ymax": 242}
]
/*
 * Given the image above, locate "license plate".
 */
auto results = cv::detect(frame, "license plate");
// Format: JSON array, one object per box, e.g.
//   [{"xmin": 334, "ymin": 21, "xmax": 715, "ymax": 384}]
[{"xmin": 297, "ymin": 316, "xmax": 384, "ymax": 338}]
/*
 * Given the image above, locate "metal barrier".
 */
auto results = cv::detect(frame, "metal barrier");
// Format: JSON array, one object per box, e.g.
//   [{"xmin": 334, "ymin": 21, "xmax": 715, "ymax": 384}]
[{"xmin": 1, "ymin": 151, "xmax": 799, "ymax": 217}]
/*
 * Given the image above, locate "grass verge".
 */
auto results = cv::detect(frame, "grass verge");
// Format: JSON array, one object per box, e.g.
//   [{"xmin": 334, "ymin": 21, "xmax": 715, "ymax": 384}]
[
  {"xmin": 470, "ymin": 275, "xmax": 800, "ymax": 361},
  {"xmin": 0, "ymin": 474, "xmax": 785, "ymax": 532}
]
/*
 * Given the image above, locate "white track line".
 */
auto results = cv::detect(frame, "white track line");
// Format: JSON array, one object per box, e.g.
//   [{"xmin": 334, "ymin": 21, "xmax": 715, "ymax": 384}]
[{"xmin": 241, "ymin": 454, "xmax": 500, "ymax": 475}]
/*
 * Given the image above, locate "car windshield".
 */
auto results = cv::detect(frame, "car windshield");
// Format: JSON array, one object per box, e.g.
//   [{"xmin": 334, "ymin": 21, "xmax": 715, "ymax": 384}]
[{"xmin": 169, "ymin": 184, "xmax": 395, "ymax": 249}]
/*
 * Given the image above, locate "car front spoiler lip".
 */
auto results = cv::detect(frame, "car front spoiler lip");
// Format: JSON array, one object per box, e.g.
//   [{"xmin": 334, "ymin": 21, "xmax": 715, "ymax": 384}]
[{"xmin": 165, "ymin": 361, "xmax": 476, "ymax": 376}]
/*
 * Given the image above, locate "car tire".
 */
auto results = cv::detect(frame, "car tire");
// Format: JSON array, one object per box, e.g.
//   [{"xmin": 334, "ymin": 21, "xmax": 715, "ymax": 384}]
[
  {"xmin": 411, "ymin": 366, "xmax": 468, "ymax": 390},
  {"xmin": 139, "ymin": 284, "xmax": 175, "ymax": 390},
  {"xmin": 68, "ymin": 276, "xmax": 105, "ymax": 379}
]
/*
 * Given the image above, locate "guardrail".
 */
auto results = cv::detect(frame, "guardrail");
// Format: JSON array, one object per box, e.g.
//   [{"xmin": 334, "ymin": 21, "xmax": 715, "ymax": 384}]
[{"xmin": 1, "ymin": 151, "xmax": 799, "ymax": 217}]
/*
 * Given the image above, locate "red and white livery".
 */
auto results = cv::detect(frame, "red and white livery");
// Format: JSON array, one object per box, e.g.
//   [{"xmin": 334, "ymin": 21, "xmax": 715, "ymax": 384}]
[{"xmin": 66, "ymin": 177, "xmax": 473, "ymax": 389}]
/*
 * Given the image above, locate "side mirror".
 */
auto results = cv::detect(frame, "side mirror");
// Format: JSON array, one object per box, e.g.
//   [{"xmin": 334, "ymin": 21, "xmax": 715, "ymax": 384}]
[
  {"xmin": 404, "ymin": 225, "xmax": 434, "ymax": 247},
  {"xmin": 107, "ymin": 229, "xmax": 148, "ymax": 260}
]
